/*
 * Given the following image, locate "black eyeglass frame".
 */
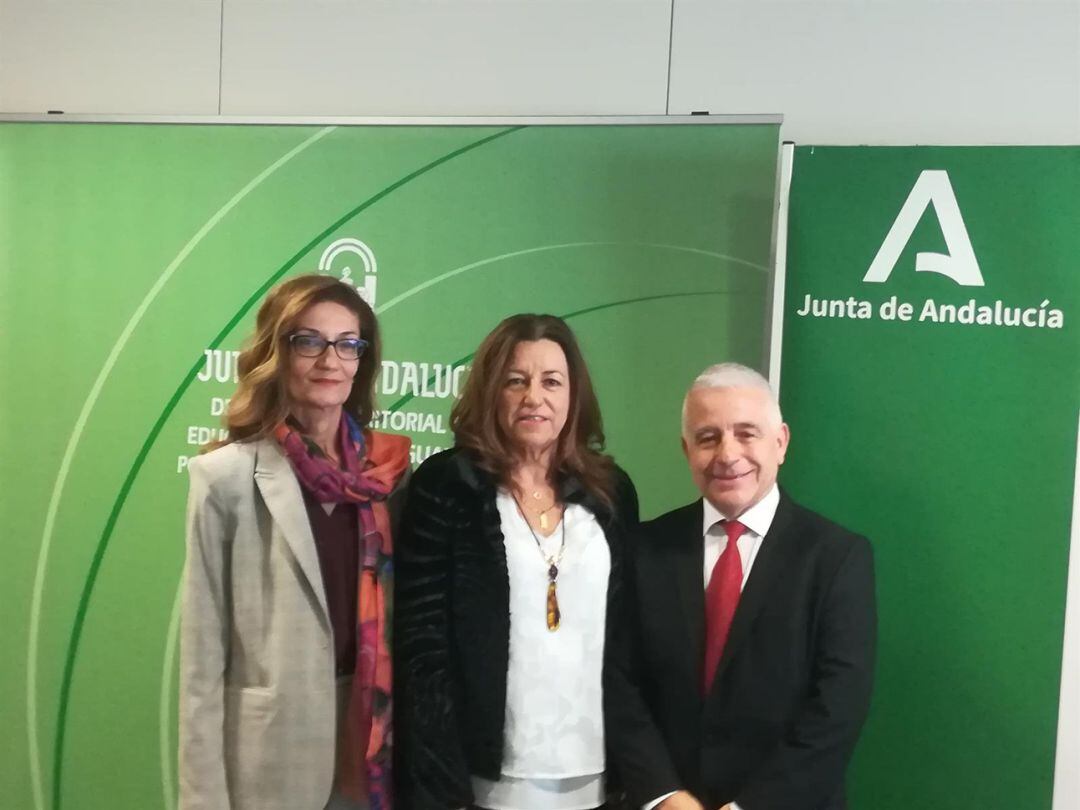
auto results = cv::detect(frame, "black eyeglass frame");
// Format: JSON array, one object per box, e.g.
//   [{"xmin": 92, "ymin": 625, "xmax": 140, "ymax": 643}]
[{"xmin": 288, "ymin": 332, "xmax": 369, "ymax": 360}]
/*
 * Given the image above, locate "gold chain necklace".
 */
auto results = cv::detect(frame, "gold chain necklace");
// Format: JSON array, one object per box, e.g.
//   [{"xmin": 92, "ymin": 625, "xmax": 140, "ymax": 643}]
[
  {"xmin": 526, "ymin": 489, "xmax": 559, "ymax": 531},
  {"xmin": 512, "ymin": 494, "xmax": 565, "ymax": 631}
]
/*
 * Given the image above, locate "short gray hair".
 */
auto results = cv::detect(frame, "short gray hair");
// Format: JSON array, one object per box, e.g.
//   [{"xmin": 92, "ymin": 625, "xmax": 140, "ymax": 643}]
[{"xmin": 681, "ymin": 362, "xmax": 783, "ymax": 435}]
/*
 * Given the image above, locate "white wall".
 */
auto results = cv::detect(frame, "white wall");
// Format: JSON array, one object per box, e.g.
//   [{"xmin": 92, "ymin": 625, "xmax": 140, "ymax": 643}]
[
  {"xmin": 0, "ymin": 0, "xmax": 222, "ymax": 115},
  {"xmin": 1, "ymin": 0, "xmax": 1077, "ymax": 143},
  {"xmin": 669, "ymin": 0, "xmax": 1080, "ymax": 145},
  {"xmin": 221, "ymin": 1, "xmax": 672, "ymax": 115}
]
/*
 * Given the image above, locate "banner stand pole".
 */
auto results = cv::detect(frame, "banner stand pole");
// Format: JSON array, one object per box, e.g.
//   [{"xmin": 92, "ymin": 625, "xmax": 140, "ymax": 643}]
[
  {"xmin": 765, "ymin": 140, "xmax": 795, "ymax": 393},
  {"xmin": 1053, "ymin": 414, "xmax": 1080, "ymax": 809}
]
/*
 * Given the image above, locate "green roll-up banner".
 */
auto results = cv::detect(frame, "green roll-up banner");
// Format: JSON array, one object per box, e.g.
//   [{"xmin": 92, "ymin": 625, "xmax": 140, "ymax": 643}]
[
  {"xmin": 0, "ymin": 120, "xmax": 780, "ymax": 810},
  {"xmin": 781, "ymin": 146, "xmax": 1079, "ymax": 809}
]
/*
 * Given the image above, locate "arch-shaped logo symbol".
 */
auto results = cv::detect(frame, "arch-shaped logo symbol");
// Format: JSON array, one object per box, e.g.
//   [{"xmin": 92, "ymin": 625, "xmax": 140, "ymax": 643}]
[
  {"xmin": 863, "ymin": 170, "xmax": 984, "ymax": 287},
  {"xmin": 319, "ymin": 237, "xmax": 378, "ymax": 305}
]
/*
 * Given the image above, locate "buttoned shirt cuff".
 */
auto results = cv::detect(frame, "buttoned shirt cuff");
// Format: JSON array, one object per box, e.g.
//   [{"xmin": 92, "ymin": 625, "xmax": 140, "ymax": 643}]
[{"xmin": 643, "ymin": 791, "xmax": 678, "ymax": 810}]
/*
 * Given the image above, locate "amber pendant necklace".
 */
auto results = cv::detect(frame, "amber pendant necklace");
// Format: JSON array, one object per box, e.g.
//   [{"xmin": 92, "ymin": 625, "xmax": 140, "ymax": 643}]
[{"xmin": 513, "ymin": 495, "xmax": 566, "ymax": 631}]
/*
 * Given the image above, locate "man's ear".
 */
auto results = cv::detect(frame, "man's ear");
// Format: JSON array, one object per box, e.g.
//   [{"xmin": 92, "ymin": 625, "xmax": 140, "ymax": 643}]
[
  {"xmin": 777, "ymin": 423, "xmax": 791, "ymax": 465},
  {"xmin": 681, "ymin": 435, "xmax": 690, "ymax": 459}
]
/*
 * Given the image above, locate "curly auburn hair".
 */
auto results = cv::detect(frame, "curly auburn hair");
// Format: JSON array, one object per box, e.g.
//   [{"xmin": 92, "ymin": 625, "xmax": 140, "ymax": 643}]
[{"xmin": 207, "ymin": 273, "xmax": 380, "ymax": 448}]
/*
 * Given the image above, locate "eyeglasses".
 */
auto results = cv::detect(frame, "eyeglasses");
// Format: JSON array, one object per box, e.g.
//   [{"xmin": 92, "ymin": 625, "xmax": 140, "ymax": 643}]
[{"xmin": 288, "ymin": 333, "xmax": 369, "ymax": 361}]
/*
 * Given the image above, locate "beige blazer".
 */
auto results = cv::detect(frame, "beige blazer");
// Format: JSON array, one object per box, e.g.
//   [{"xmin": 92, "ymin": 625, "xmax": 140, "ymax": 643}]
[{"xmin": 179, "ymin": 437, "xmax": 406, "ymax": 810}]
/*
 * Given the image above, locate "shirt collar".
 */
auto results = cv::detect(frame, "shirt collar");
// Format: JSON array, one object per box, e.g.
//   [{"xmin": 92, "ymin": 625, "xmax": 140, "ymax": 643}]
[{"xmin": 702, "ymin": 484, "xmax": 780, "ymax": 539}]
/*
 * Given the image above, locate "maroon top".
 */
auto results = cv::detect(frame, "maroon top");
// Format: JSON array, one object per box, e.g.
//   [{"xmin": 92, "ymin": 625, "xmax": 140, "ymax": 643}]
[{"xmin": 301, "ymin": 486, "xmax": 360, "ymax": 677}]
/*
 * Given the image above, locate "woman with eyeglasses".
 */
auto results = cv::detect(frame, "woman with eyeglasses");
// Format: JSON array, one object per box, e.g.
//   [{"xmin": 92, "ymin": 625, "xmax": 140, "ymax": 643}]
[
  {"xmin": 179, "ymin": 273, "xmax": 411, "ymax": 810},
  {"xmin": 395, "ymin": 314, "xmax": 639, "ymax": 810}
]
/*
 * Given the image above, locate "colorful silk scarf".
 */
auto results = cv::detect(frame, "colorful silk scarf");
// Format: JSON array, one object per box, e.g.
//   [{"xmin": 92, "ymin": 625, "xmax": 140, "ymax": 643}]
[{"xmin": 273, "ymin": 413, "xmax": 411, "ymax": 810}]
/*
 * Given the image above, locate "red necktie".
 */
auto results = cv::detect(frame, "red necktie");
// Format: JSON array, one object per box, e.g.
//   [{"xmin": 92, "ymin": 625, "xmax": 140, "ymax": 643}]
[{"xmin": 703, "ymin": 519, "xmax": 746, "ymax": 693}]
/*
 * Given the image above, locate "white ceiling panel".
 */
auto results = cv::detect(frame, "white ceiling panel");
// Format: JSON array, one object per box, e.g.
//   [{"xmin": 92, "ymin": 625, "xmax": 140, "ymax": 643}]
[
  {"xmin": 0, "ymin": 0, "xmax": 222, "ymax": 114},
  {"xmin": 220, "ymin": 0, "xmax": 673, "ymax": 115},
  {"xmin": 668, "ymin": 0, "xmax": 1080, "ymax": 144}
]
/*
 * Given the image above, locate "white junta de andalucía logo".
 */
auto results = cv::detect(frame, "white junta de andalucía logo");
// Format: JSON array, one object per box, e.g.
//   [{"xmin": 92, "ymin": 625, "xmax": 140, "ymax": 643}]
[
  {"xmin": 863, "ymin": 170, "xmax": 985, "ymax": 287},
  {"xmin": 319, "ymin": 237, "xmax": 378, "ymax": 305}
]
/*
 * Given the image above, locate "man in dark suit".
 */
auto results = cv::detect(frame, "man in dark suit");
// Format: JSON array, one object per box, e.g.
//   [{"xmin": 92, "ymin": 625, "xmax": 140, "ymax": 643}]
[{"xmin": 608, "ymin": 363, "xmax": 876, "ymax": 810}]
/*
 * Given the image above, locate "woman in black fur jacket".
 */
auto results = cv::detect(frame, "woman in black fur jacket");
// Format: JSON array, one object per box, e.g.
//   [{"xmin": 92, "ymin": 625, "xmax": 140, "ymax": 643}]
[{"xmin": 395, "ymin": 314, "xmax": 638, "ymax": 810}]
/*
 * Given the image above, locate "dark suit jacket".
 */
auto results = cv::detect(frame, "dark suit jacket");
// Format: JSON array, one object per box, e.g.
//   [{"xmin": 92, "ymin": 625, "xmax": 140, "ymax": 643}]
[
  {"xmin": 394, "ymin": 447, "xmax": 639, "ymax": 810},
  {"xmin": 607, "ymin": 490, "xmax": 876, "ymax": 810}
]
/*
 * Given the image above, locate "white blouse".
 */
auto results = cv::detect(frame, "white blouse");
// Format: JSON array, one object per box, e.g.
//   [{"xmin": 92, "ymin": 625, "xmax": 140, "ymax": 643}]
[{"xmin": 470, "ymin": 490, "xmax": 611, "ymax": 810}]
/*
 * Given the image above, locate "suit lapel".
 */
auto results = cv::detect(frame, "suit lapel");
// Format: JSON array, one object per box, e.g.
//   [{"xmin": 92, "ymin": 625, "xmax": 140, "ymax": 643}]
[
  {"xmin": 253, "ymin": 439, "xmax": 330, "ymax": 625},
  {"xmin": 672, "ymin": 500, "xmax": 706, "ymax": 683},
  {"xmin": 709, "ymin": 491, "xmax": 799, "ymax": 688}
]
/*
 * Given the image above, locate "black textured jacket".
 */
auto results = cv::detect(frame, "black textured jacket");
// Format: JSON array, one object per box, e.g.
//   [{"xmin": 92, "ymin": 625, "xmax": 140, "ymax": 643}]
[{"xmin": 393, "ymin": 447, "xmax": 639, "ymax": 810}]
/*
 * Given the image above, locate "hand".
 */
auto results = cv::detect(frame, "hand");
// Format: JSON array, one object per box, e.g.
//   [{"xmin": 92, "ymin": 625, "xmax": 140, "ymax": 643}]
[{"xmin": 658, "ymin": 791, "xmax": 705, "ymax": 810}]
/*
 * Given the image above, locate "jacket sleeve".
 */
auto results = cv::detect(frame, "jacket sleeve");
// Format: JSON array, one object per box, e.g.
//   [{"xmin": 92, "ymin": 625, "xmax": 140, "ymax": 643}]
[
  {"xmin": 604, "ymin": 524, "xmax": 685, "ymax": 808},
  {"xmin": 178, "ymin": 458, "xmax": 233, "ymax": 810},
  {"xmin": 394, "ymin": 458, "xmax": 474, "ymax": 810},
  {"xmin": 604, "ymin": 473, "xmax": 684, "ymax": 807},
  {"xmin": 735, "ymin": 535, "xmax": 877, "ymax": 810}
]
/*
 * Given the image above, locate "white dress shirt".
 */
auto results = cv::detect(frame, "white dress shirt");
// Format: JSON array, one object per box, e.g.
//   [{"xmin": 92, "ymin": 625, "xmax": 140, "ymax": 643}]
[
  {"xmin": 701, "ymin": 485, "xmax": 779, "ymax": 590},
  {"xmin": 644, "ymin": 486, "xmax": 781, "ymax": 810},
  {"xmin": 471, "ymin": 491, "xmax": 610, "ymax": 810}
]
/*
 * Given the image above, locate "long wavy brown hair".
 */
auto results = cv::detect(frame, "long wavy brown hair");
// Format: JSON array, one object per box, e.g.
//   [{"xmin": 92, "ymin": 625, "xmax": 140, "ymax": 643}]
[
  {"xmin": 451, "ymin": 314, "xmax": 613, "ymax": 506},
  {"xmin": 208, "ymin": 273, "xmax": 381, "ymax": 448}
]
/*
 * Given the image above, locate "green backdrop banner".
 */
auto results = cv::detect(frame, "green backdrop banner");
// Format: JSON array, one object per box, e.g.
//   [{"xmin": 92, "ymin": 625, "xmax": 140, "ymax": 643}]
[
  {"xmin": 0, "ymin": 121, "xmax": 780, "ymax": 810},
  {"xmin": 780, "ymin": 146, "xmax": 1079, "ymax": 809}
]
